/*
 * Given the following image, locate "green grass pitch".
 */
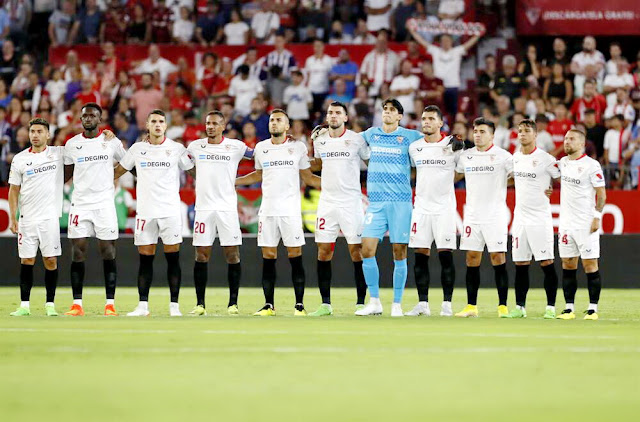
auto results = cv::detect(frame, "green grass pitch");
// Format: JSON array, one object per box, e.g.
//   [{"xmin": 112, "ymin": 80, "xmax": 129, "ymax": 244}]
[{"xmin": 1, "ymin": 286, "xmax": 639, "ymax": 421}]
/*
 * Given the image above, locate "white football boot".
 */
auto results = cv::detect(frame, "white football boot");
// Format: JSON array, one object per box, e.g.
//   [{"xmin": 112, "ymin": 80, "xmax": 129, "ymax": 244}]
[
  {"xmin": 354, "ymin": 299, "xmax": 383, "ymax": 316},
  {"xmin": 169, "ymin": 302, "xmax": 182, "ymax": 317},
  {"xmin": 391, "ymin": 303, "xmax": 404, "ymax": 317},
  {"xmin": 404, "ymin": 302, "xmax": 430, "ymax": 316}
]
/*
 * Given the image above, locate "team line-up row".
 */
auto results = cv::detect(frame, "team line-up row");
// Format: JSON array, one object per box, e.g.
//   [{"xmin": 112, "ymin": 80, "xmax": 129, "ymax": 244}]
[{"xmin": 7, "ymin": 100, "xmax": 604, "ymax": 321}]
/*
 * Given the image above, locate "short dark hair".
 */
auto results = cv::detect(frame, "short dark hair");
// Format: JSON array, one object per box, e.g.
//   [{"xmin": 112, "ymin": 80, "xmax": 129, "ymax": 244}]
[
  {"xmin": 29, "ymin": 117, "xmax": 50, "ymax": 131},
  {"xmin": 237, "ymin": 64, "xmax": 249, "ymax": 75},
  {"xmin": 270, "ymin": 109, "xmax": 289, "ymax": 120},
  {"xmin": 535, "ymin": 113, "xmax": 549, "ymax": 124},
  {"xmin": 518, "ymin": 118, "xmax": 537, "ymax": 132},
  {"xmin": 328, "ymin": 101, "xmax": 348, "ymax": 114},
  {"xmin": 148, "ymin": 109, "xmax": 166, "ymax": 119},
  {"xmin": 82, "ymin": 102, "xmax": 102, "ymax": 115},
  {"xmin": 206, "ymin": 110, "xmax": 225, "ymax": 121},
  {"xmin": 473, "ymin": 117, "xmax": 495, "ymax": 133},
  {"xmin": 382, "ymin": 98, "xmax": 404, "ymax": 115},
  {"xmin": 291, "ymin": 70, "xmax": 303, "ymax": 77},
  {"xmin": 423, "ymin": 105, "xmax": 443, "ymax": 120}
]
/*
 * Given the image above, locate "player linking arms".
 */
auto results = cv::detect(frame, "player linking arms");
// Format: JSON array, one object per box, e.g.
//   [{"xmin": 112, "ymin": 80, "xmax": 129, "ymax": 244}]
[
  {"xmin": 556, "ymin": 129, "xmax": 606, "ymax": 320},
  {"xmin": 114, "ymin": 109, "xmax": 196, "ymax": 316},
  {"xmin": 509, "ymin": 119, "xmax": 561, "ymax": 318},
  {"xmin": 9, "ymin": 119, "xmax": 63, "ymax": 316},
  {"xmin": 454, "ymin": 118, "xmax": 513, "ymax": 318},
  {"xmin": 236, "ymin": 109, "xmax": 321, "ymax": 316},
  {"xmin": 308, "ymin": 102, "xmax": 370, "ymax": 316},
  {"xmin": 186, "ymin": 111, "xmax": 253, "ymax": 316},
  {"xmin": 356, "ymin": 99, "xmax": 424, "ymax": 317}
]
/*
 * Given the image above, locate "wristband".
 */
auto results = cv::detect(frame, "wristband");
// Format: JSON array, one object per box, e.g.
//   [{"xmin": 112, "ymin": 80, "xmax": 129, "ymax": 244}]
[{"xmin": 593, "ymin": 210, "xmax": 602, "ymax": 219}]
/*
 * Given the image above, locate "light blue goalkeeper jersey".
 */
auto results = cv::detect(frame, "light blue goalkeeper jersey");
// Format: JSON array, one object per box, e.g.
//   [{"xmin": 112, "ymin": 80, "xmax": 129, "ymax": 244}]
[{"xmin": 361, "ymin": 126, "xmax": 424, "ymax": 203}]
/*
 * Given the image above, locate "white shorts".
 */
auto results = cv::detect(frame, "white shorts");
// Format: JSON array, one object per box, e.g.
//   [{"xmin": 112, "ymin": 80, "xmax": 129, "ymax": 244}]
[
  {"xmin": 409, "ymin": 211, "xmax": 457, "ymax": 250},
  {"xmin": 18, "ymin": 218, "xmax": 61, "ymax": 259},
  {"xmin": 511, "ymin": 223, "xmax": 555, "ymax": 262},
  {"xmin": 460, "ymin": 220, "xmax": 508, "ymax": 253},
  {"xmin": 192, "ymin": 210, "xmax": 242, "ymax": 247},
  {"xmin": 134, "ymin": 215, "xmax": 183, "ymax": 246},
  {"xmin": 559, "ymin": 228, "xmax": 600, "ymax": 260},
  {"xmin": 315, "ymin": 202, "xmax": 364, "ymax": 244},
  {"xmin": 258, "ymin": 215, "xmax": 305, "ymax": 248},
  {"xmin": 68, "ymin": 206, "xmax": 118, "ymax": 240}
]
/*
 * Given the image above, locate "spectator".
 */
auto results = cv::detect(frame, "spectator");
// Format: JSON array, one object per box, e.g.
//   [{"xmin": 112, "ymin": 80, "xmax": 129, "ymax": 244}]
[
  {"xmin": 241, "ymin": 97, "xmax": 269, "ymax": 141},
  {"xmin": 210, "ymin": 58, "xmax": 234, "ymax": 100},
  {"xmin": 196, "ymin": 52, "xmax": 218, "ymax": 95},
  {"xmin": 489, "ymin": 55, "xmax": 526, "ymax": 106},
  {"xmin": 364, "ymin": 0, "xmax": 393, "ymax": 32},
  {"xmin": 195, "ymin": 1, "xmax": 224, "ymax": 46},
  {"xmin": 325, "ymin": 79, "xmax": 352, "ymax": 106},
  {"xmin": 402, "ymin": 40, "xmax": 430, "ymax": 75},
  {"xmin": 0, "ymin": 40, "xmax": 17, "ymax": 84},
  {"xmin": 390, "ymin": 60, "xmax": 420, "ymax": 121},
  {"xmin": 76, "ymin": 0, "xmax": 102, "ymax": 44},
  {"xmin": 534, "ymin": 114, "xmax": 554, "ymax": 152},
  {"xmin": 603, "ymin": 114, "xmax": 629, "ymax": 181},
  {"xmin": 392, "ymin": 0, "xmax": 417, "ymax": 41},
  {"xmin": 3, "ymin": 0, "xmax": 30, "ymax": 49},
  {"xmin": 228, "ymin": 64, "xmax": 263, "ymax": 117},
  {"xmin": 603, "ymin": 59, "xmax": 633, "ymax": 108},
  {"xmin": 543, "ymin": 37, "xmax": 570, "ymax": 74},
  {"xmin": 632, "ymin": 51, "xmax": 640, "ymax": 87},
  {"xmin": 149, "ymin": 0, "xmax": 173, "ymax": 43},
  {"xmin": 360, "ymin": 30, "xmax": 400, "ymax": 96},
  {"xmin": 48, "ymin": 0, "xmax": 78, "ymax": 47},
  {"xmin": 606, "ymin": 42, "xmax": 623, "ymax": 76},
  {"xmin": 409, "ymin": 26, "xmax": 481, "ymax": 117},
  {"xmin": 542, "ymin": 62, "xmax": 573, "ymax": 106},
  {"xmin": 251, "ymin": 2, "xmax": 279, "ymax": 44},
  {"xmin": 64, "ymin": 67, "xmax": 82, "ymax": 105},
  {"xmin": 476, "ymin": 54, "xmax": 497, "ymax": 109},
  {"xmin": 547, "ymin": 103, "xmax": 573, "ymax": 157},
  {"xmin": 75, "ymin": 77, "xmax": 101, "ymax": 105},
  {"xmin": 172, "ymin": 6, "xmax": 194, "ymax": 44},
  {"xmin": 263, "ymin": 34, "xmax": 297, "ymax": 79},
  {"xmin": 133, "ymin": 44, "xmax": 178, "ymax": 86},
  {"xmin": 604, "ymin": 87, "xmax": 635, "ymax": 126},
  {"xmin": 169, "ymin": 82, "xmax": 192, "ymax": 111},
  {"xmin": 570, "ymin": 78, "xmax": 607, "ymax": 124},
  {"xmin": 0, "ymin": 106, "xmax": 11, "ymax": 182},
  {"xmin": 329, "ymin": 49, "xmax": 358, "ymax": 98},
  {"xmin": 0, "ymin": 78, "xmax": 11, "ymax": 108},
  {"xmin": 182, "ymin": 110, "xmax": 205, "ymax": 143},
  {"xmin": 9, "ymin": 59, "xmax": 31, "ymax": 97},
  {"xmin": 223, "ymin": 8, "xmax": 249, "ymax": 45},
  {"xmin": 518, "ymin": 44, "xmax": 541, "ymax": 84},
  {"xmin": 570, "ymin": 36, "xmax": 606, "ymax": 97},
  {"xmin": 352, "ymin": 19, "xmax": 376, "ymax": 44},
  {"xmin": 349, "ymin": 84, "xmax": 374, "ymax": 126},
  {"xmin": 328, "ymin": 21, "xmax": 352, "ymax": 44},
  {"xmin": 416, "ymin": 61, "xmax": 444, "ymax": 112},
  {"xmin": 166, "ymin": 109, "xmax": 186, "ymax": 140},
  {"xmin": 283, "ymin": 70, "xmax": 312, "ymax": 121},
  {"xmin": 130, "ymin": 72, "xmax": 163, "ymax": 128},
  {"xmin": 166, "ymin": 56, "xmax": 196, "ymax": 92},
  {"xmin": 114, "ymin": 112, "xmax": 139, "ymax": 146},
  {"xmin": 304, "ymin": 39, "xmax": 334, "ymax": 114},
  {"xmin": 127, "ymin": 3, "xmax": 150, "ymax": 44},
  {"xmin": 297, "ymin": 0, "xmax": 331, "ymax": 41},
  {"xmin": 438, "ymin": 0, "xmax": 465, "ymax": 22},
  {"xmin": 100, "ymin": 0, "xmax": 129, "ymax": 44},
  {"xmin": 232, "ymin": 47, "xmax": 266, "ymax": 81},
  {"xmin": 584, "ymin": 108, "xmax": 607, "ymax": 159},
  {"xmin": 238, "ymin": 121, "xmax": 258, "ymax": 175}
]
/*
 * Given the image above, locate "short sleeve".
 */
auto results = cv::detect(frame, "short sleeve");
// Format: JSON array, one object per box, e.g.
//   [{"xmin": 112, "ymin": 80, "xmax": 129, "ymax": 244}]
[
  {"xmin": 254, "ymin": 148, "xmax": 262, "ymax": 169},
  {"xmin": 590, "ymin": 162, "xmax": 606, "ymax": 188},
  {"xmin": 546, "ymin": 157, "xmax": 561, "ymax": 179},
  {"xmin": 7, "ymin": 160, "xmax": 22, "ymax": 186},
  {"xmin": 453, "ymin": 46, "xmax": 466, "ymax": 57},
  {"xmin": 120, "ymin": 149, "xmax": 136, "ymax": 171},
  {"xmin": 409, "ymin": 147, "xmax": 416, "ymax": 167},
  {"xmin": 112, "ymin": 138, "xmax": 127, "ymax": 161},
  {"xmin": 360, "ymin": 128, "xmax": 372, "ymax": 144},
  {"xmin": 63, "ymin": 143, "xmax": 74, "ymax": 165},
  {"xmin": 357, "ymin": 135, "xmax": 371, "ymax": 160},
  {"xmin": 178, "ymin": 148, "xmax": 195, "ymax": 171},
  {"xmin": 455, "ymin": 156, "xmax": 465, "ymax": 173},
  {"xmin": 298, "ymin": 143, "xmax": 310, "ymax": 170},
  {"xmin": 313, "ymin": 143, "xmax": 321, "ymax": 159},
  {"xmin": 504, "ymin": 153, "xmax": 514, "ymax": 175}
]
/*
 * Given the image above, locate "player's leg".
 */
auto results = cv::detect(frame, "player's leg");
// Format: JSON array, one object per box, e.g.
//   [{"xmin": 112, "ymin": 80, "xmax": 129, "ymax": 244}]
[
  {"xmin": 280, "ymin": 216, "xmax": 306, "ymax": 315},
  {"xmin": 580, "ymin": 230, "xmax": 601, "ymax": 320},
  {"xmin": 11, "ymin": 256, "xmax": 35, "ymax": 316},
  {"xmin": 192, "ymin": 246, "xmax": 211, "ymax": 315},
  {"xmin": 540, "ymin": 260, "xmax": 558, "ymax": 318},
  {"xmin": 484, "ymin": 223, "xmax": 509, "ymax": 317},
  {"xmin": 42, "ymin": 257, "xmax": 59, "ymax": 316},
  {"xmin": 95, "ymin": 206, "xmax": 119, "ymax": 314},
  {"xmin": 164, "ymin": 242, "xmax": 182, "ymax": 316},
  {"xmin": 356, "ymin": 202, "xmax": 386, "ymax": 315},
  {"xmin": 223, "ymin": 246, "xmax": 241, "ymax": 313},
  {"xmin": 434, "ymin": 212, "xmax": 457, "ymax": 316},
  {"xmin": 388, "ymin": 202, "xmax": 412, "ymax": 316},
  {"xmin": 510, "ymin": 223, "xmax": 531, "ymax": 318},
  {"xmin": 339, "ymin": 205, "xmax": 367, "ymax": 309},
  {"xmin": 532, "ymin": 223, "xmax": 559, "ymax": 318},
  {"xmin": 38, "ymin": 219, "xmax": 61, "ymax": 316},
  {"xmin": 557, "ymin": 229, "xmax": 580, "ymax": 319},
  {"xmin": 347, "ymin": 243, "xmax": 367, "ymax": 308},
  {"xmin": 66, "ymin": 237, "xmax": 88, "ymax": 315},
  {"xmin": 128, "ymin": 217, "xmax": 159, "ymax": 316},
  {"xmin": 456, "ymin": 223, "xmax": 484, "ymax": 317},
  {"xmin": 407, "ymin": 211, "xmax": 432, "ymax": 316},
  {"xmin": 255, "ymin": 216, "xmax": 279, "ymax": 315},
  {"xmin": 310, "ymin": 243, "xmax": 334, "ymax": 317}
]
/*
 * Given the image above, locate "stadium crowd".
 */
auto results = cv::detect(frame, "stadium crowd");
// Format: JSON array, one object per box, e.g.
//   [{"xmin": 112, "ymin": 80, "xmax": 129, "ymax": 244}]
[{"xmin": 0, "ymin": 0, "xmax": 640, "ymax": 191}]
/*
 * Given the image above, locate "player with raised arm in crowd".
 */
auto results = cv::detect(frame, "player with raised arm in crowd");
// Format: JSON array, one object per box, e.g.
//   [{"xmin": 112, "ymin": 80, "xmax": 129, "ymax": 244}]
[
  {"xmin": 556, "ymin": 129, "xmax": 606, "ymax": 320},
  {"xmin": 235, "ymin": 110, "xmax": 321, "ymax": 316},
  {"xmin": 8, "ymin": 118, "xmax": 63, "ymax": 317},
  {"xmin": 187, "ymin": 111, "xmax": 253, "ymax": 316},
  {"xmin": 114, "ymin": 109, "xmax": 195, "ymax": 317}
]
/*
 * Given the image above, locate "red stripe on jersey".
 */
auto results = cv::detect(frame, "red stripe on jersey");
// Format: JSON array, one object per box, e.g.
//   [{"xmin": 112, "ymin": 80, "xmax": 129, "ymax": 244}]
[{"xmin": 82, "ymin": 129, "xmax": 104, "ymax": 140}]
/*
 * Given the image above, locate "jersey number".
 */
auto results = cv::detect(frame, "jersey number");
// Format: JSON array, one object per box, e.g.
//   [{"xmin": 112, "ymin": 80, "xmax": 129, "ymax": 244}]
[
  {"xmin": 258, "ymin": 222, "xmax": 262, "ymax": 234},
  {"xmin": 194, "ymin": 222, "xmax": 206, "ymax": 234},
  {"xmin": 561, "ymin": 234, "xmax": 568, "ymax": 245},
  {"xmin": 465, "ymin": 226, "xmax": 471, "ymax": 237},
  {"xmin": 411, "ymin": 222, "xmax": 417, "ymax": 235},
  {"xmin": 513, "ymin": 237, "xmax": 519, "ymax": 249},
  {"xmin": 18, "ymin": 233, "xmax": 22, "ymax": 245},
  {"xmin": 70, "ymin": 214, "xmax": 79, "ymax": 227},
  {"xmin": 136, "ymin": 219, "xmax": 146, "ymax": 231},
  {"xmin": 317, "ymin": 218, "xmax": 326, "ymax": 230}
]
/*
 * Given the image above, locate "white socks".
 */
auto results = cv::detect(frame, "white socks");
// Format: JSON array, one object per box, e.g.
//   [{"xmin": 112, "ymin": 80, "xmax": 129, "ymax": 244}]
[
  {"xmin": 138, "ymin": 301, "xmax": 149, "ymax": 310},
  {"xmin": 106, "ymin": 299, "xmax": 115, "ymax": 305},
  {"xmin": 73, "ymin": 299, "xmax": 82, "ymax": 306},
  {"xmin": 20, "ymin": 301, "xmax": 29, "ymax": 309},
  {"xmin": 546, "ymin": 305, "xmax": 555, "ymax": 312},
  {"xmin": 370, "ymin": 297, "xmax": 381, "ymax": 306},
  {"xmin": 588, "ymin": 303, "xmax": 598, "ymax": 312},
  {"xmin": 566, "ymin": 303, "xmax": 575, "ymax": 311}
]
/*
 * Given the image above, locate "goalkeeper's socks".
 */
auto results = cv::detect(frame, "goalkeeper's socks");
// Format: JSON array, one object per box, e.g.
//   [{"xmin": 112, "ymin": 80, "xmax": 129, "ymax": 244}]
[
  {"xmin": 362, "ymin": 257, "xmax": 380, "ymax": 299},
  {"xmin": 392, "ymin": 259, "xmax": 408, "ymax": 303}
]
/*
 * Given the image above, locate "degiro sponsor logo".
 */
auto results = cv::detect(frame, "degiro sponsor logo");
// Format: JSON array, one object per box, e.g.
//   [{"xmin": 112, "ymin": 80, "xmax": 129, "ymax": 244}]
[
  {"xmin": 140, "ymin": 161, "xmax": 170, "ymax": 168},
  {"xmin": 199, "ymin": 154, "xmax": 231, "ymax": 161},
  {"xmin": 465, "ymin": 166, "xmax": 495, "ymax": 172},
  {"xmin": 320, "ymin": 152, "xmax": 351, "ymax": 158},
  {"xmin": 262, "ymin": 160, "xmax": 294, "ymax": 168},
  {"xmin": 514, "ymin": 171, "xmax": 537, "ymax": 178},
  {"xmin": 371, "ymin": 146, "xmax": 402, "ymax": 155},
  {"xmin": 416, "ymin": 159, "xmax": 447, "ymax": 166},
  {"xmin": 26, "ymin": 164, "xmax": 57, "ymax": 176},
  {"xmin": 77, "ymin": 155, "xmax": 109, "ymax": 163}
]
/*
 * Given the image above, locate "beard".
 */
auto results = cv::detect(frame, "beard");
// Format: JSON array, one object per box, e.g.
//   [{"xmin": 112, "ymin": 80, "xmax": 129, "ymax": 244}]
[
  {"xmin": 270, "ymin": 131, "xmax": 283, "ymax": 137},
  {"xmin": 82, "ymin": 123, "xmax": 98, "ymax": 131},
  {"xmin": 329, "ymin": 122, "xmax": 343, "ymax": 130}
]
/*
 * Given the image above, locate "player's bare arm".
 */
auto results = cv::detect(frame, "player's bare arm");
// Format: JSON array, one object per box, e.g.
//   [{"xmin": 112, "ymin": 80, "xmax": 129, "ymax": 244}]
[
  {"xmin": 64, "ymin": 164, "xmax": 74, "ymax": 182},
  {"xmin": 113, "ymin": 163, "xmax": 129, "ymax": 180},
  {"xmin": 187, "ymin": 167, "xmax": 196, "ymax": 178},
  {"xmin": 592, "ymin": 186, "xmax": 607, "ymax": 233},
  {"xmin": 300, "ymin": 168, "xmax": 321, "ymax": 189},
  {"xmin": 8, "ymin": 184, "xmax": 20, "ymax": 234},
  {"xmin": 454, "ymin": 171, "xmax": 465, "ymax": 183},
  {"xmin": 236, "ymin": 169, "xmax": 262, "ymax": 186}
]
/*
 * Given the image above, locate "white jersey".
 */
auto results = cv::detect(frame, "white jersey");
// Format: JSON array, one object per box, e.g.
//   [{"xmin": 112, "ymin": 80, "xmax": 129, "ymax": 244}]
[
  {"xmin": 456, "ymin": 145, "xmax": 513, "ymax": 224},
  {"xmin": 559, "ymin": 154, "xmax": 605, "ymax": 230},
  {"xmin": 8, "ymin": 146, "xmax": 64, "ymax": 223},
  {"xmin": 64, "ymin": 132, "xmax": 127, "ymax": 210},
  {"xmin": 187, "ymin": 137, "xmax": 248, "ymax": 212},
  {"xmin": 314, "ymin": 129, "xmax": 369, "ymax": 207},
  {"xmin": 410, "ymin": 136, "xmax": 458, "ymax": 215},
  {"xmin": 254, "ymin": 138, "xmax": 310, "ymax": 217},
  {"xmin": 120, "ymin": 138, "xmax": 194, "ymax": 219},
  {"xmin": 513, "ymin": 147, "xmax": 561, "ymax": 226}
]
